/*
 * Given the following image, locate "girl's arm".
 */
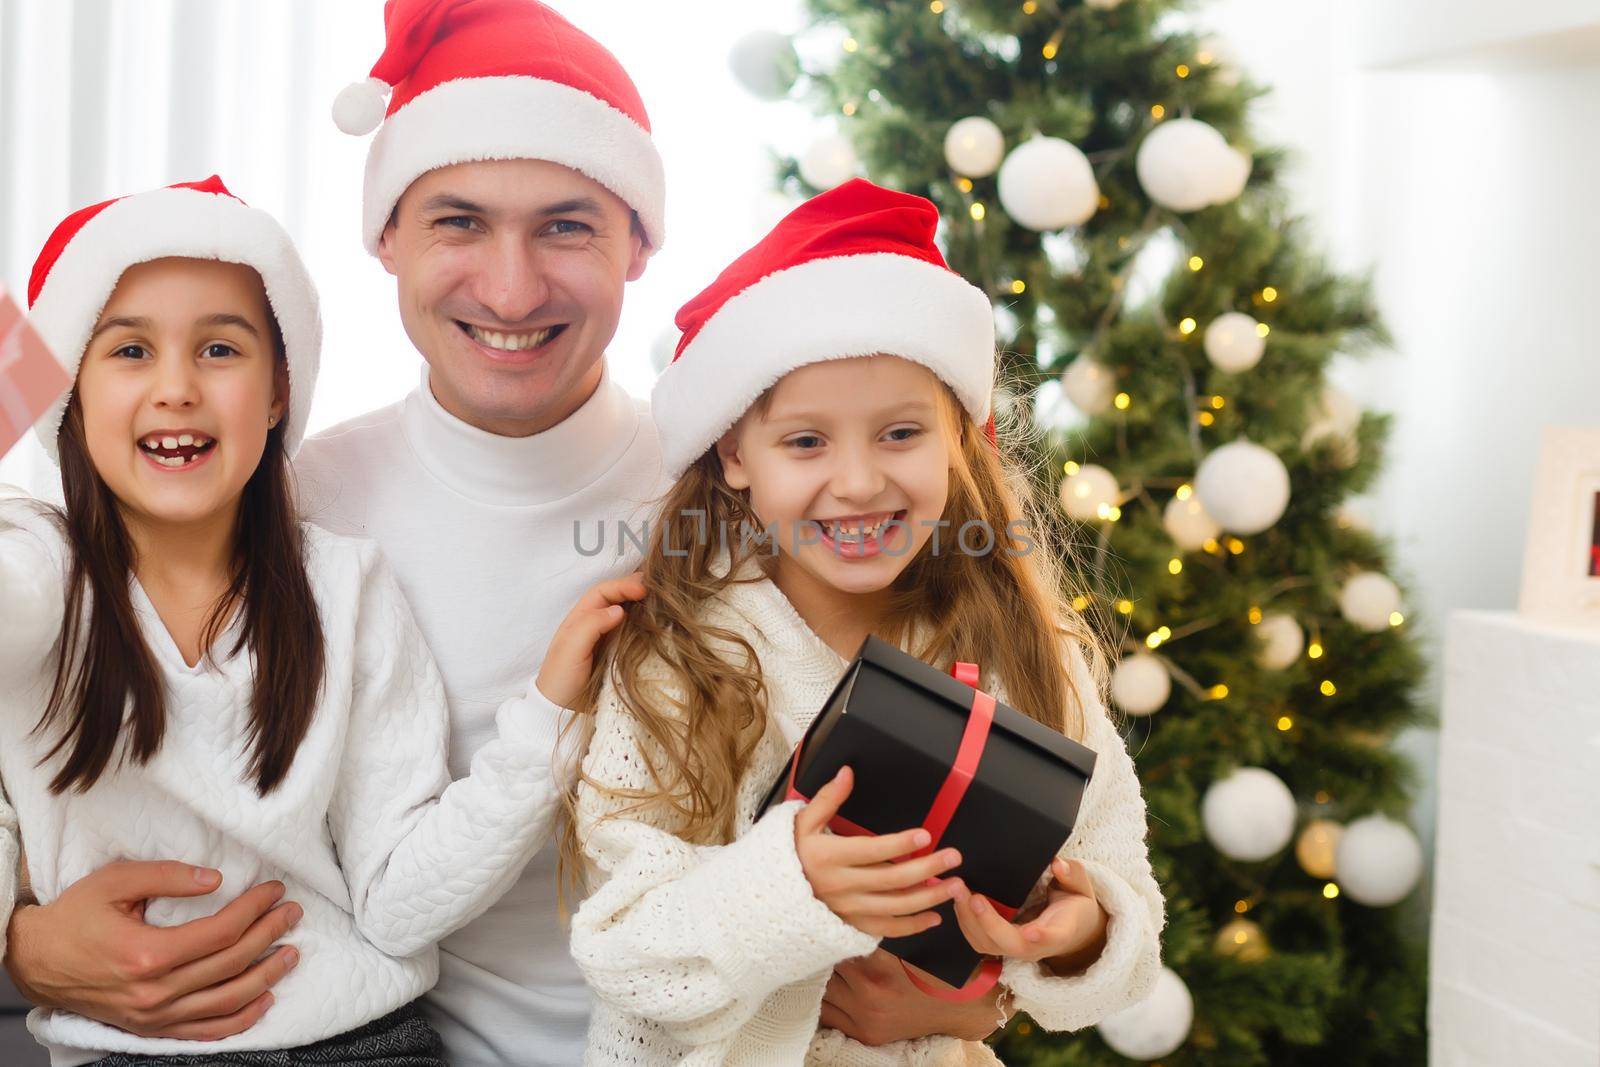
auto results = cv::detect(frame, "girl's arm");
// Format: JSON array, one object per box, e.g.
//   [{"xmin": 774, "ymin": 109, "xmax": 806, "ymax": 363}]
[
  {"xmin": 0, "ymin": 495, "xmax": 67, "ymax": 675},
  {"xmin": 324, "ymin": 544, "xmax": 578, "ymax": 957},
  {"xmin": 995, "ymin": 644, "xmax": 1165, "ymax": 1031},
  {"xmin": 568, "ymin": 673, "xmax": 880, "ymax": 1047}
]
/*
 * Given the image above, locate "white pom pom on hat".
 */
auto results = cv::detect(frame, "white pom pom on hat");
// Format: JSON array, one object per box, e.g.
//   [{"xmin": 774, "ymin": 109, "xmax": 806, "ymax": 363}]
[{"xmin": 332, "ymin": 77, "xmax": 392, "ymax": 136}]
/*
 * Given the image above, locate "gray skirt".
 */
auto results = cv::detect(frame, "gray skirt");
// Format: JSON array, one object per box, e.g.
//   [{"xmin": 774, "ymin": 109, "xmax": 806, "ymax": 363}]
[{"xmin": 88, "ymin": 1001, "xmax": 446, "ymax": 1067}]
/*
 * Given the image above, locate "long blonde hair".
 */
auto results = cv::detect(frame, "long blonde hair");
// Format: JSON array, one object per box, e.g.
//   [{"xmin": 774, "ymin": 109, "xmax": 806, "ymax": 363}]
[{"xmin": 556, "ymin": 376, "xmax": 1108, "ymax": 905}]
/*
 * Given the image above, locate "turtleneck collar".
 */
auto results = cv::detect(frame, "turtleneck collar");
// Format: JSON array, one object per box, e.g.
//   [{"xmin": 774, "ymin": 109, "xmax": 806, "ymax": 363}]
[{"xmin": 399, "ymin": 361, "xmax": 641, "ymax": 507}]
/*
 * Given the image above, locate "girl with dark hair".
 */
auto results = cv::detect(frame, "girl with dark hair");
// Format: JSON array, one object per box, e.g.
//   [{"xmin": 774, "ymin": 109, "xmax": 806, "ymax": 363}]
[{"xmin": 0, "ymin": 178, "xmax": 595, "ymax": 1066}]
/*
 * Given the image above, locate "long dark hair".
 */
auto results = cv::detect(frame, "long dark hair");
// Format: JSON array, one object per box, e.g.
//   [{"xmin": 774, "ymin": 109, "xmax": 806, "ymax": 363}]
[{"xmin": 34, "ymin": 325, "xmax": 326, "ymax": 796}]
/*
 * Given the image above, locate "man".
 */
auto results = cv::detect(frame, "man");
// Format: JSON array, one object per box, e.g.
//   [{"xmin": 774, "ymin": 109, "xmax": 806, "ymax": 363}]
[{"xmin": 3, "ymin": 1, "xmax": 1007, "ymax": 1061}]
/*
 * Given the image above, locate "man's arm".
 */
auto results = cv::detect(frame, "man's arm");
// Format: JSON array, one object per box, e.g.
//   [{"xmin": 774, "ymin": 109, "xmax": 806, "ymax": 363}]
[
  {"xmin": 5, "ymin": 861, "xmax": 302, "ymax": 1041},
  {"xmin": 820, "ymin": 950, "xmax": 1011, "ymax": 1047}
]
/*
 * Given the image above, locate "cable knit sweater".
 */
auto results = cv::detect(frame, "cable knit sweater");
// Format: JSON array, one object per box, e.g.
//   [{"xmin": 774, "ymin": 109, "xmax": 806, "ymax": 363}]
[
  {"xmin": 570, "ymin": 558, "xmax": 1166, "ymax": 1066},
  {"xmin": 0, "ymin": 493, "xmax": 573, "ymax": 1066}
]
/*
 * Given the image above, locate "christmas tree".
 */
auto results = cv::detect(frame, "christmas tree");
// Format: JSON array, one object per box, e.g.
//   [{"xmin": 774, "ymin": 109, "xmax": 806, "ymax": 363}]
[{"xmin": 732, "ymin": 1, "xmax": 1432, "ymax": 1063}]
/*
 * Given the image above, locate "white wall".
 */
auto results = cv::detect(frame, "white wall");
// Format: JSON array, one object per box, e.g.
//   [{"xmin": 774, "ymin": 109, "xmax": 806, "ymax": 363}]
[{"xmin": 1204, "ymin": 1, "xmax": 1600, "ymax": 881}]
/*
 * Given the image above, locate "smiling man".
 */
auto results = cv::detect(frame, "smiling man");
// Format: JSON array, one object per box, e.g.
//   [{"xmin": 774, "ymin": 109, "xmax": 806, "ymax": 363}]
[
  {"xmin": 290, "ymin": 3, "xmax": 668, "ymax": 1063},
  {"xmin": 3, "ymin": 2, "xmax": 1017, "ymax": 1063}
]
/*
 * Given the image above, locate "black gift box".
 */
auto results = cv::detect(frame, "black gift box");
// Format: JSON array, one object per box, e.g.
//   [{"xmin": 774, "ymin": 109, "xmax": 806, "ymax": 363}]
[{"xmin": 761, "ymin": 635, "xmax": 1097, "ymax": 989}]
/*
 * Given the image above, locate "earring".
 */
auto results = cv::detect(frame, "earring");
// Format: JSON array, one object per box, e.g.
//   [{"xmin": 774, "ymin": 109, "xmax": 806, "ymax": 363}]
[{"xmin": 268, "ymin": 414, "xmax": 279, "ymax": 427}]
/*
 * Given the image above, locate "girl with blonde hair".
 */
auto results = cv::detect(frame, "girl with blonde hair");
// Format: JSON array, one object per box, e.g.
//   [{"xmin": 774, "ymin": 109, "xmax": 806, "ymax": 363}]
[{"xmin": 539, "ymin": 179, "xmax": 1166, "ymax": 1066}]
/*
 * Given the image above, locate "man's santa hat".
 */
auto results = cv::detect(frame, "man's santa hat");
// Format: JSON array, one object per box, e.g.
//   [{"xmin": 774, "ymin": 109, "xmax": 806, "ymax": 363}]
[
  {"xmin": 27, "ymin": 175, "xmax": 321, "ymax": 464},
  {"xmin": 333, "ymin": 0, "xmax": 666, "ymax": 254},
  {"xmin": 652, "ymin": 179, "xmax": 996, "ymax": 477}
]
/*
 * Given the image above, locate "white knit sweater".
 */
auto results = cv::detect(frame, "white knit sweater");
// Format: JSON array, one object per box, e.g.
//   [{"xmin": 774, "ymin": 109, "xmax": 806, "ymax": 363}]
[
  {"xmin": 292, "ymin": 365, "xmax": 668, "ymax": 1067},
  {"xmin": 570, "ymin": 559, "xmax": 1166, "ymax": 1066},
  {"xmin": 0, "ymin": 493, "xmax": 573, "ymax": 1065}
]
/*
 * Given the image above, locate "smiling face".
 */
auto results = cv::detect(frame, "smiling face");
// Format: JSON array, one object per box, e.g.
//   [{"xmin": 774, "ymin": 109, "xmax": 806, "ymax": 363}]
[
  {"xmin": 377, "ymin": 158, "xmax": 650, "ymax": 437},
  {"xmin": 73, "ymin": 257, "xmax": 285, "ymax": 531},
  {"xmin": 716, "ymin": 355, "xmax": 958, "ymax": 602}
]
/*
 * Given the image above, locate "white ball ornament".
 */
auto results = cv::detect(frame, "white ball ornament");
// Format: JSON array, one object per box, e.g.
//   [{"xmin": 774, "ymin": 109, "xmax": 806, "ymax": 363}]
[
  {"xmin": 728, "ymin": 30, "xmax": 800, "ymax": 100},
  {"xmin": 1335, "ymin": 815, "xmax": 1424, "ymax": 906},
  {"xmin": 1097, "ymin": 966, "xmax": 1193, "ymax": 1059},
  {"xmin": 1202, "ymin": 767, "xmax": 1298, "ymax": 862},
  {"xmin": 1254, "ymin": 612, "xmax": 1304, "ymax": 670},
  {"xmin": 1084, "ymin": 0, "xmax": 1126, "ymax": 9},
  {"xmin": 799, "ymin": 135, "xmax": 858, "ymax": 190},
  {"xmin": 1303, "ymin": 385, "xmax": 1362, "ymax": 466},
  {"xmin": 1213, "ymin": 146, "xmax": 1253, "ymax": 203},
  {"xmin": 1162, "ymin": 494, "xmax": 1221, "ymax": 551},
  {"xmin": 1030, "ymin": 379, "xmax": 1076, "ymax": 433},
  {"xmin": 1060, "ymin": 357, "xmax": 1115, "ymax": 415},
  {"xmin": 1203, "ymin": 312, "xmax": 1266, "ymax": 373},
  {"xmin": 1336, "ymin": 504, "xmax": 1372, "ymax": 533},
  {"xmin": 1312, "ymin": 385, "xmax": 1362, "ymax": 438},
  {"xmin": 1111, "ymin": 654, "xmax": 1171, "ymax": 716},
  {"xmin": 998, "ymin": 137, "xmax": 1099, "ymax": 231},
  {"xmin": 1135, "ymin": 118, "xmax": 1231, "ymax": 212},
  {"xmin": 943, "ymin": 117, "xmax": 1006, "ymax": 179},
  {"xmin": 1058, "ymin": 464, "xmax": 1120, "ymax": 521},
  {"xmin": 1193, "ymin": 441, "xmax": 1291, "ymax": 536},
  {"xmin": 1339, "ymin": 571, "xmax": 1402, "ymax": 632}
]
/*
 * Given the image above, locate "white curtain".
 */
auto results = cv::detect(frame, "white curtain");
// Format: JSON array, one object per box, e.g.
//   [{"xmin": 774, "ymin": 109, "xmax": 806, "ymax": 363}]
[
  {"xmin": 0, "ymin": 0, "xmax": 818, "ymax": 499},
  {"xmin": 0, "ymin": 0, "xmax": 401, "ymax": 497}
]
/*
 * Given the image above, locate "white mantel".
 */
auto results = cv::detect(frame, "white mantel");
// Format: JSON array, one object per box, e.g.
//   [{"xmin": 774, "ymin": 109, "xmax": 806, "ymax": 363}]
[{"xmin": 1430, "ymin": 610, "xmax": 1600, "ymax": 1066}]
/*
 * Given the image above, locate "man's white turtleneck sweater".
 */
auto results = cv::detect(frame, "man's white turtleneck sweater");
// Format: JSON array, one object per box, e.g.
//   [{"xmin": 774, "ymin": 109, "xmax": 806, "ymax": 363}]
[{"xmin": 293, "ymin": 363, "xmax": 667, "ymax": 1067}]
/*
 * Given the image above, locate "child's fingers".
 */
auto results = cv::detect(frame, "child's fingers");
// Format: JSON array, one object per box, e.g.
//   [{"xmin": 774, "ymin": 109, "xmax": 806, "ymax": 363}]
[
  {"xmin": 549, "ymin": 611, "xmax": 625, "ymax": 659},
  {"xmin": 968, "ymin": 893, "xmax": 1031, "ymax": 957},
  {"xmin": 1053, "ymin": 856, "xmax": 1097, "ymax": 901},
  {"xmin": 951, "ymin": 890, "xmax": 1002, "ymax": 956},
  {"xmin": 830, "ymin": 877, "xmax": 962, "ymax": 918},
  {"xmin": 853, "ymin": 910, "xmax": 943, "ymax": 939},
  {"xmin": 827, "ymin": 845, "xmax": 961, "ymax": 894},
  {"xmin": 814, "ymin": 827, "xmax": 944, "ymax": 872},
  {"xmin": 581, "ymin": 574, "xmax": 648, "ymax": 609},
  {"xmin": 795, "ymin": 766, "xmax": 855, "ymax": 836},
  {"xmin": 953, "ymin": 888, "xmax": 1030, "ymax": 958},
  {"xmin": 593, "ymin": 603, "xmax": 628, "ymax": 633}
]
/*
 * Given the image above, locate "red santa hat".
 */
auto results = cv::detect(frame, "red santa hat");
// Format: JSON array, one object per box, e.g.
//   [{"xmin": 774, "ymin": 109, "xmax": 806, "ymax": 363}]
[
  {"xmin": 27, "ymin": 175, "xmax": 321, "ymax": 464},
  {"xmin": 333, "ymin": 0, "xmax": 666, "ymax": 255},
  {"xmin": 651, "ymin": 179, "xmax": 996, "ymax": 477}
]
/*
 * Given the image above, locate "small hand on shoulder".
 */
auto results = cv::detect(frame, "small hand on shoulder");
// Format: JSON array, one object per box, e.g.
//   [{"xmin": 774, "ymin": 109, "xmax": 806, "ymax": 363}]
[{"xmin": 536, "ymin": 571, "xmax": 647, "ymax": 708}]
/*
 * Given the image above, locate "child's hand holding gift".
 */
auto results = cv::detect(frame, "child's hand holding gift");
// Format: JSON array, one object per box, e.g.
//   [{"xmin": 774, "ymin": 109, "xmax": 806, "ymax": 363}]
[
  {"xmin": 952, "ymin": 856, "xmax": 1110, "ymax": 975},
  {"xmin": 795, "ymin": 766, "xmax": 966, "ymax": 939}
]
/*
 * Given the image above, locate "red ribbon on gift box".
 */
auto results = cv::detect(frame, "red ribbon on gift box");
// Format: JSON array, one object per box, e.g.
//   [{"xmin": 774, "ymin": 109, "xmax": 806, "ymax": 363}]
[{"xmin": 785, "ymin": 659, "xmax": 1013, "ymax": 1002}]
